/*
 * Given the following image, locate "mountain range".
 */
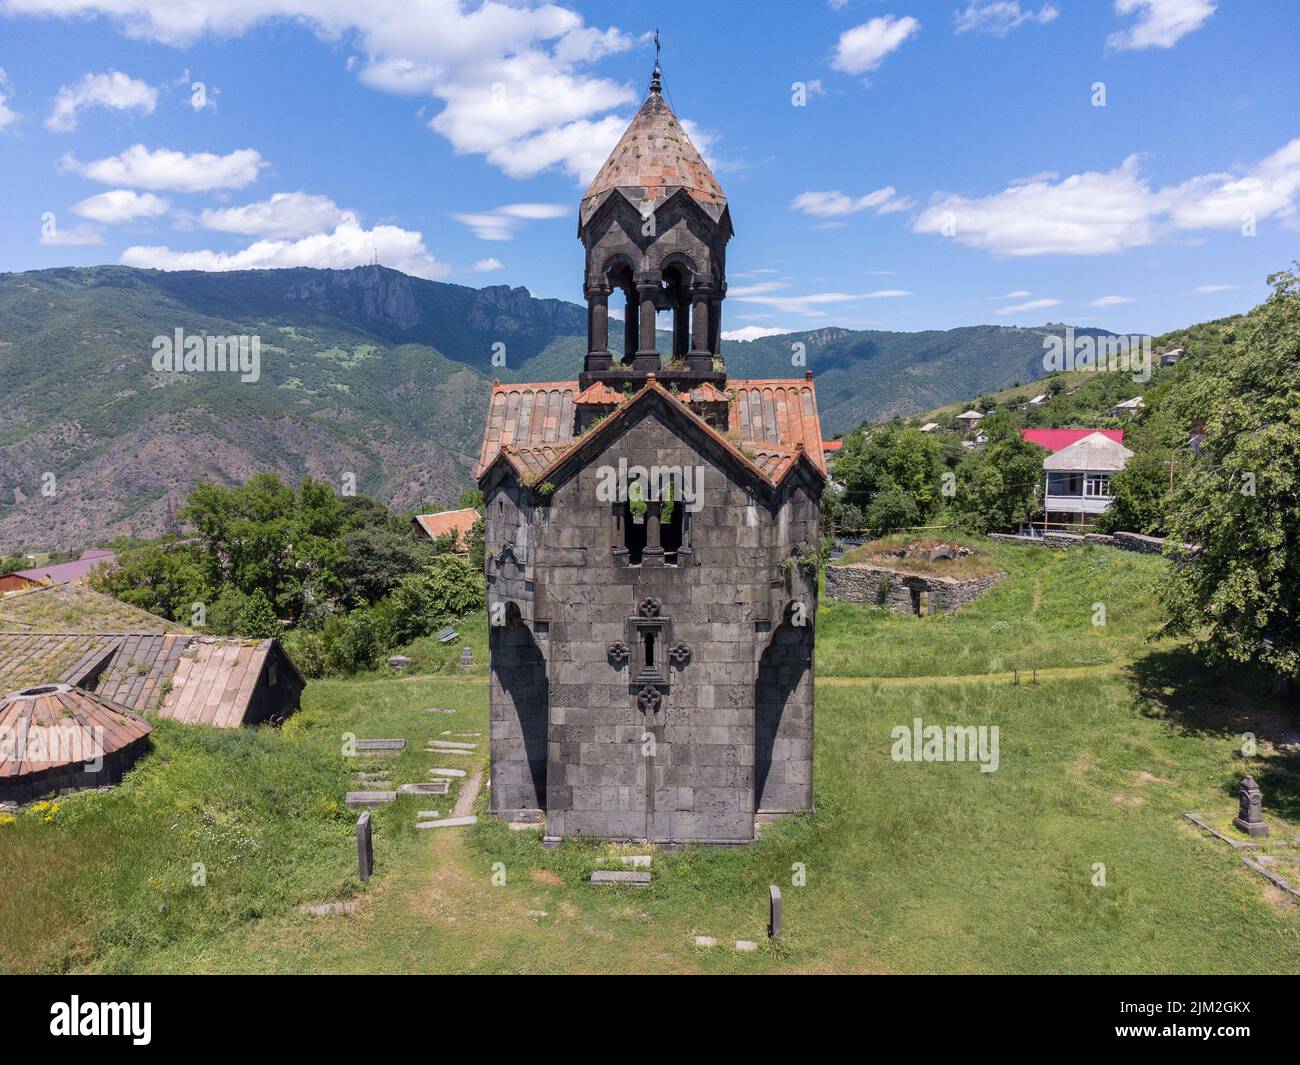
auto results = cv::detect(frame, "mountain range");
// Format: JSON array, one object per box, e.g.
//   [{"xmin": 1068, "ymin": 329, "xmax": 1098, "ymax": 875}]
[{"xmin": 0, "ymin": 264, "xmax": 1125, "ymax": 550}]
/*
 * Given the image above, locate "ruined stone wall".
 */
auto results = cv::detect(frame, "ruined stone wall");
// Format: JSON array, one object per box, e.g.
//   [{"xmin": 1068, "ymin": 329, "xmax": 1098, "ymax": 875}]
[{"xmin": 824, "ymin": 563, "xmax": 1005, "ymax": 615}]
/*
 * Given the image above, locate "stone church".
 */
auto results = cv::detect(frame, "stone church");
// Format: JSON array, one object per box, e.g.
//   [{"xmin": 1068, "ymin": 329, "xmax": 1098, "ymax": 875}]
[{"xmin": 476, "ymin": 61, "xmax": 825, "ymax": 844}]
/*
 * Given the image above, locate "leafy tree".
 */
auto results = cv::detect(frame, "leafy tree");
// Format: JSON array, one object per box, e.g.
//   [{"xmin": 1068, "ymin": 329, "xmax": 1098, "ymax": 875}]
[
  {"xmin": 1160, "ymin": 266, "xmax": 1300, "ymax": 693},
  {"xmin": 336, "ymin": 523, "xmax": 429, "ymax": 607},
  {"xmin": 234, "ymin": 588, "xmax": 281, "ymax": 639},
  {"xmin": 383, "ymin": 553, "xmax": 486, "ymax": 646},
  {"xmin": 1097, "ymin": 448, "xmax": 1175, "ymax": 535},
  {"xmin": 834, "ymin": 426, "xmax": 945, "ymax": 534},
  {"xmin": 89, "ymin": 542, "xmax": 211, "ymax": 622},
  {"xmin": 864, "ymin": 484, "xmax": 919, "ymax": 536},
  {"xmin": 952, "ymin": 422, "xmax": 1043, "ymax": 533}
]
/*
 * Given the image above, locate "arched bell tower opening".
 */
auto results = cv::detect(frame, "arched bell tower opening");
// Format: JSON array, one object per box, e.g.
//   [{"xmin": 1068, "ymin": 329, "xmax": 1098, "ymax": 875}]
[{"xmin": 577, "ymin": 56, "xmax": 733, "ymax": 392}]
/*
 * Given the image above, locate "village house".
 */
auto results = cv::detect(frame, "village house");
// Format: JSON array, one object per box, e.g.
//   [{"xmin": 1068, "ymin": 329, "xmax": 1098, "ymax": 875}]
[
  {"xmin": 955, "ymin": 409, "xmax": 984, "ymax": 431},
  {"xmin": 477, "ymin": 60, "xmax": 823, "ymax": 845},
  {"xmin": 1021, "ymin": 429, "xmax": 1133, "ymax": 528},
  {"xmin": 1108, "ymin": 396, "xmax": 1145, "ymax": 418},
  {"xmin": 411, "ymin": 507, "xmax": 479, "ymax": 552},
  {"xmin": 0, "ymin": 548, "xmax": 116, "ymax": 594}
]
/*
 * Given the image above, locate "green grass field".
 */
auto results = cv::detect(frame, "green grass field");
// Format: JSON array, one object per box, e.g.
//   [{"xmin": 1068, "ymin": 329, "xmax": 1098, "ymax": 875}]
[{"xmin": 2, "ymin": 539, "xmax": 1297, "ymax": 974}]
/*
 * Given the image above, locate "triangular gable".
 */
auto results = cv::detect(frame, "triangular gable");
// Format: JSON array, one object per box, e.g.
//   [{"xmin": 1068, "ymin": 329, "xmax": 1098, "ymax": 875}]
[{"xmin": 482, "ymin": 377, "xmax": 824, "ymax": 498}]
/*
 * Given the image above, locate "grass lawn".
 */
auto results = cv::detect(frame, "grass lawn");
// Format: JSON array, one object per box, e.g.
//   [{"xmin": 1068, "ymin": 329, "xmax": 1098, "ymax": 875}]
[{"xmin": 2, "ymin": 539, "xmax": 1297, "ymax": 974}]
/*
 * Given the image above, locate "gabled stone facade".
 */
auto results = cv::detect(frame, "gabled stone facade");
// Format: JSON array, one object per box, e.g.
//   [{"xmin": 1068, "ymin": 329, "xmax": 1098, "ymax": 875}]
[{"xmin": 477, "ymin": 64, "xmax": 824, "ymax": 844}]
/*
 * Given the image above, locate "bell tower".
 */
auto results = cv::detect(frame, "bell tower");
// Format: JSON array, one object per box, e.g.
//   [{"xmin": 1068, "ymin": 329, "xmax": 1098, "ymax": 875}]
[{"xmin": 577, "ymin": 54, "xmax": 732, "ymax": 393}]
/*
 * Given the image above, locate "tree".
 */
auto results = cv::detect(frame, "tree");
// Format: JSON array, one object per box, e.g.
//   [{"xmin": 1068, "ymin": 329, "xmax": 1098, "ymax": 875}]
[
  {"xmin": 952, "ymin": 421, "xmax": 1043, "ymax": 533},
  {"xmin": 234, "ymin": 588, "xmax": 281, "ymax": 639},
  {"xmin": 383, "ymin": 553, "xmax": 486, "ymax": 646},
  {"xmin": 1160, "ymin": 266, "xmax": 1300, "ymax": 693},
  {"xmin": 89, "ymin": 542, "xmax": 211, "ymax": 622},
  {"xmin": 1097, "ymin": 448, "xmax": 1175, "ymax": 535},
  {"xmin": 834, "ymin": 427, "xmax": 945, "ymax": 535}
]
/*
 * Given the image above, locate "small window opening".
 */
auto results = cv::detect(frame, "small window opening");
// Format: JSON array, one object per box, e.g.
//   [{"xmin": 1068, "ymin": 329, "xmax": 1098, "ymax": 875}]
[{"xmin": 623, "ymin": 501, "xmax": 647, "ymax": 564}]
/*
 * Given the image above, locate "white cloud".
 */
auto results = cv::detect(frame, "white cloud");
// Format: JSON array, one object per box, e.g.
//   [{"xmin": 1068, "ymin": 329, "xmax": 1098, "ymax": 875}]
[
  {"xmin": 1089, "ymin": 295, "xmax": 1135, "ymax": 307},
  {"xmin": 996, "ymin": 297, "xmax": 1061, "ymax": 315},
  {"xmin": 990, "ymin": 289, "xmax": 1033, "ymax": 299},
  {"xmin": 64, "ymin": 144, "xmax": 264, "ymax": 192},
  {"xmin": 485, "ymin": 114, "xmax": 632, "ymax": 183},
  {"xmin": 722, "ymin": 326, "xmax": 793, "ymax": 342},
  {"xmin": 789, "ymin": 187, "xmax": 912, "ymax": 217},
  {"xmin": 1191, "ymin": 283, "xmax": 1240, "ymax": 294},
  {"xmin": 0, "ymin": 68, "xmax": 19, "ymax": 129},
  {"xmin": 831, "ymin": 16, "xmax": 920, "ymax": 77},
  {"xmin": 119, "ymin": 218, "xmax": 452, "ymax": 279},
  {"xmin": 955, "ymin": 2, "xmax": 1058, "ymax": 36},
  {"xmin": 470, "ymin": 258, "xmax": 503, "ymax": 273},
  {"xmin": 7, "ymin": 1, "xmax": 644, "ymax": 181},
  {"xmin": 729, "ymin": 281, "xmax": 911, "ymax": 316},
  {"xmin": 40, "ymin": 221, "xmax": 104, "ymax": 245},
  {"xmin": 1108, "ymin": 0, "xmax": 1216, "ymax": 50},
  {"xmin": 45, "ymin": 70, "xmax": 157, "ymax": 132},
  {"xmin": 452, "ymin": 202, "xmax": 568, "ymax": 241},
  {"xmin": 200, "ymin": 192, "xmax": 348, "ymax": 239},
  {"xmin": 913, "ymin": 139, "xmax": 1300, "ymax": 255},
  {"xmin": 71, "ymin": 188, "xmax": 170, "ymax": 223}
]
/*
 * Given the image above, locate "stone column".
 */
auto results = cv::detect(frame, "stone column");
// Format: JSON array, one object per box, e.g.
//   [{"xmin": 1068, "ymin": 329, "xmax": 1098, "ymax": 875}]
[
  {"xmin": 585, "ymin": 283, "xmax": 611, "ymax": 371},
  {"xmin": 623, "ymin": 286, "xmax": 638, "ymax": 363},
  {"xmin": 673, "ymin": 293, "xmax": 690, "ymax": 360},
  {"xmin": 642, "ymin": 510, "xmax": 664, "ymax": 567},
  {"xmin": 634, "ymin": 278, "xmax": 661, "ymax": 372},
  {"xmin": 687, "ymin": 283, "xmax": 712, "ymax": 373}
]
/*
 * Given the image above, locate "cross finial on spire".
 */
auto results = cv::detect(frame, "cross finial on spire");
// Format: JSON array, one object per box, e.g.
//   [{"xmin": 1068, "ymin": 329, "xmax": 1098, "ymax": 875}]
[{"xmin": 649, "ymin": 28, "xmax": 662, "ymax": 95}]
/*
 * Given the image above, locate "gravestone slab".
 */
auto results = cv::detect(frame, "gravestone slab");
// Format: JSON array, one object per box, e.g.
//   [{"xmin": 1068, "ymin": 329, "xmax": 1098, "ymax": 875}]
[{"xmin": 590, "ymin": 870, "xmax": 651, "ymax": 885}]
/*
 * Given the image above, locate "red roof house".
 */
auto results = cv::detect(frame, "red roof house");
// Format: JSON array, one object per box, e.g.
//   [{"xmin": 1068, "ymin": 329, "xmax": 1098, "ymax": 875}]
[{"xmin": 1020, "ymin": 429, "xmax": 1124, "ymax": 454}]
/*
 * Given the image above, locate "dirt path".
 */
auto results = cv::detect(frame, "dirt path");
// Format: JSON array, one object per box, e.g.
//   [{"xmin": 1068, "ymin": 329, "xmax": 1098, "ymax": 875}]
[
  {"xmin": 453, "ymin": 765, "xmax": 484, "ymax": 817},
  {"xmin": 816, "ymin": 660, "xmax": 1128, "ymax": 688}
]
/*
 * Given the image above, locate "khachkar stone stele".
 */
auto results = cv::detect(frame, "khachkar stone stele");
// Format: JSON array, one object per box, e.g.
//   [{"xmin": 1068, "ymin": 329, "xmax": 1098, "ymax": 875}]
[
  {"xmin": 1232, "ymin": 775, "xmax": 1268, "ymax": 838},
  {"xmin": 476, "ymin": 50, "xmax": 826, "ymax": 844}
]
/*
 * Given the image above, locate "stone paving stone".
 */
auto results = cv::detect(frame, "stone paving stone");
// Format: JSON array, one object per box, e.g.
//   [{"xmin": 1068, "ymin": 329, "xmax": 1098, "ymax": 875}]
[
  {"xmin": 300, "ymin": 902, "xmax": 357, "ymax": 916},
  {"xmin": 428, "ymin": 767, "xmax": 467, "ymax": 777},
  {"xmin": 735, "ymin": 940, "xmax": 758, "ymax": 952},
  {"xmin": 693, "ymin": 935, "xmax": 717, "ymax": 947},
  {"xmin": 345, "ymin": 791, "xmax": 396, "ymax": 808},
  {"xmin": 590, "ymin": 870, "xmax": 651, "ymax": 885},
  {"xmin": 398, "ymin": 781, "xmax": 450, "ymax": 795},
  {"xmin": 414, "ymin": 815, "xmax": 478, "ymax": 829}
]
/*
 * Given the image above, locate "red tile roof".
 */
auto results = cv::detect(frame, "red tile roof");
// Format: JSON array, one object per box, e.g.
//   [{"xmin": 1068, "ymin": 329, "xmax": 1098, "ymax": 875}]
[
  {"xmin": 1020, "ymin": 428, "xmax": 1124, "ymax": 454},
  {"xmin": 581, "ymin": 93, "xmax": 726, "ymax": 224},
  {"xmin": 0, "ymin": 683, "xmax": 151, "ymax": 782},
  {"xmin": 477, "ymin": 375, "xmax": 826, "ymax": 487},
  {"xmin": 411, "ymin": 508, "xmax": 479, "ymax": 547}
]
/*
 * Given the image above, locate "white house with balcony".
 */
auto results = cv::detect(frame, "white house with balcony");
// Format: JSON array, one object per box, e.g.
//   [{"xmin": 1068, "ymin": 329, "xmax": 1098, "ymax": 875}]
[{"xmin": 1041, "ymin": 432, "xmax": 1134, "ymax": 527}]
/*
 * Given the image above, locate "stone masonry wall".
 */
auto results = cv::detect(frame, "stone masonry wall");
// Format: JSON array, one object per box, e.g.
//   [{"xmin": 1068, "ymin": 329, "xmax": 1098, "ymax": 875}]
[
  {"xmin": 824, "ymin": 563, "xmax": 1006, "ymax": 615},
  {"xmin": 484, "ymin": 400, "xmax": 819, "ymax": 844}
]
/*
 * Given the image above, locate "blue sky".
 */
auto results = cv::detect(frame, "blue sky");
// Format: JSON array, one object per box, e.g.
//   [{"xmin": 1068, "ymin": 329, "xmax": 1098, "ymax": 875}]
[{"xmin": 0, "ymin": 0, "xmax": 1296, "ymax": 337}]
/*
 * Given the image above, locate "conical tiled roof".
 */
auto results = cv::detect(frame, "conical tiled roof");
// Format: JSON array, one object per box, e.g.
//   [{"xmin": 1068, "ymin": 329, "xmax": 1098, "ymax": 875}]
[
  {"xmin": 0, "ymin": 683, "xmax": 151, "ymax": 782},
  {"xmin": 580, "ymin": 89, "xmax": 726, "ymax": 225}
]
